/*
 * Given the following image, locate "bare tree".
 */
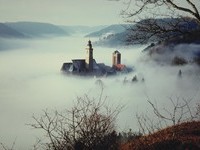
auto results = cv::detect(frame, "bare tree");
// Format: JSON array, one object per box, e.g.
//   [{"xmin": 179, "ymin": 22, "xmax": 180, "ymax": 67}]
[
  {"xmin": 0, "ymin": 141, "xmax": 16, "ymax": 150},
  {"xmin": 28, "ymin": 89, "xmax": 122, "ymax": 150},
  {"xmin": 136, "ymin": 97, "xmax": 200, "ymax": 135},
  {"xmin": 122, "ymin": 0, "xmax": 200, "ymax": 21},
  {"xmin": 118, "ymin": 0, "xmax": 200, "ymax": 44}
]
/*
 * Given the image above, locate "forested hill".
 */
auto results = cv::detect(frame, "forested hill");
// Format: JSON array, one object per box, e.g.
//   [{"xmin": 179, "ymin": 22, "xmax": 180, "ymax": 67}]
[
  {"xmin": 85, "ymin": 24, "xmax": 127, "ymax": 37},
  {"xmin": 4, "ymin": 22, "xmax": 69, "ymax": 38},
  {"xmin": 0, "ymin": 23, "xmax": 25, "ymax": 38},
  {"xmin": 94, "ymin": 18, "xmax": 200, "ymax": 47}
]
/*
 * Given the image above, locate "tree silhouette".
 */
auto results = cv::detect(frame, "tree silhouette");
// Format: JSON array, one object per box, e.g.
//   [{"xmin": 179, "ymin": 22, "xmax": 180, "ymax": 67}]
[
  {"xmin": 28, "ymin": 89, "xmax": 122, "ymax": 150},
  {"xmin": 115, "ymin": 0, "xmax": 200, "ymax": 44}
]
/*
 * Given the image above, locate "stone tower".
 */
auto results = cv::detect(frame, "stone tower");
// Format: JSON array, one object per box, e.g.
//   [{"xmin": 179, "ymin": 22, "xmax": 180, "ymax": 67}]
[
  {"xmin": 85, "ymin": 40, "xmax": 93, "ymax": 71},
  {"xmin": 112, "ymin": 50, "xmax": 121, "ymax": 66}
]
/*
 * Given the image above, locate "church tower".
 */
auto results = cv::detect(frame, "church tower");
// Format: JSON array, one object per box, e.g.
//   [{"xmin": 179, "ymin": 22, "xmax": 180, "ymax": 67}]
[{"xmin": 85, "ymin": 40, "xmax": 93, "ymax": 71}]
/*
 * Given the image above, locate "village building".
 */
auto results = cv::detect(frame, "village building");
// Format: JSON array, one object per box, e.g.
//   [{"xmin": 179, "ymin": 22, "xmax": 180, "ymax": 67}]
[
  {"xmin": 61, "ymin": 40, "xmax": 131, "ymax": 76},
  {"xmin": 112, "ymin": 50, "xmax": 127, "ymax": 71}
]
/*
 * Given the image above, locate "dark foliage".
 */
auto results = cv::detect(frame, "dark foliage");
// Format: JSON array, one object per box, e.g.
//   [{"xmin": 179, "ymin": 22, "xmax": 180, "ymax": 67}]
[
  {"xmin": 171, "ymin": 56, "xmax": 188, "ymax": 65},
  {"xmin": 74, "ymin": 131, "xmax": 119, "ymax": 150}
]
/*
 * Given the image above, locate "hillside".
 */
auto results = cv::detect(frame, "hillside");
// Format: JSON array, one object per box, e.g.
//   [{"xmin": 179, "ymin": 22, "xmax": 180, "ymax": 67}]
[
  {"xmin": 121, "ymin": 121, "xmax": 200, "ymax": 150},
  {"xmin": 142, "ymin": 31, "xmax": 200, "ymax": 66},
  {"xmin": 60, "ymin": 25, "xmax": 107, "ymax": 35},
  {"xmin": 85, "ymin": 24, "xmax": 127, "ymax": 38},
  {"xmin": 95, "ymin": 18, "xmax": 200, "ymax": 47},
  {"xmin": 0, "ymin": 23, "xmax": 25, "ymax": 38},
  {"xmin": 5, "ymin": 22, "xmax": 69, "ymax": 37}
]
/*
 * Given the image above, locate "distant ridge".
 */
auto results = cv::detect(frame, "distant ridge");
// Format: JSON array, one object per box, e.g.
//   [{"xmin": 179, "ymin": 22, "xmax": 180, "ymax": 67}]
[
  {"xmin": 0, "ymin": 21, "xmax": 108, "ymax": 38},
  {"xmin": 5, "ymin": 22, "xmax": 69, "ymax": 37},
  {"xmin": 0, "ymin": 23, "xmax": 25, "ymax": 38},
  {"xmin": 95, "ymin": 18, "xmax": 200, "ymax": 47},
  {"xmin": 60, "ymin": 25, "xmax": 107, "ymax": 35},
  {"xmin": 85, "ymin": 24, "xmax": 127, "ymax": 38}
]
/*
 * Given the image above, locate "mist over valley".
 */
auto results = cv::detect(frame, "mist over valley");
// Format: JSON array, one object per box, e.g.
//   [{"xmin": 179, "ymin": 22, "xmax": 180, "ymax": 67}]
[{"xmin": 0, "ymin": 22, "xmax": 200, "ymax": 149}]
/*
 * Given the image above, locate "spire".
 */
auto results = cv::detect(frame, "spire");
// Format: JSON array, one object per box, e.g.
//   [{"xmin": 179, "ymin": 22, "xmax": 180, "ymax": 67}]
[{"xmin": 87, "ymin": 40, "xmax": 92, "ymax": 48}]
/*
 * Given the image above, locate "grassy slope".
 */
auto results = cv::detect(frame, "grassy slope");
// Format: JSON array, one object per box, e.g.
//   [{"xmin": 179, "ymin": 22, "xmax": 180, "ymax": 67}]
[{"xmin": 121, "ymin": 121, "xmax": 200, "ymax": 150}]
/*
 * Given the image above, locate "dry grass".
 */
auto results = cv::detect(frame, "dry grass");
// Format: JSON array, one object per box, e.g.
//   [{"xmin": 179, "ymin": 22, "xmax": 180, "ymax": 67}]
[{"xmin": 121, "ymin": 121, "xmax": 200, "ymax": 150}]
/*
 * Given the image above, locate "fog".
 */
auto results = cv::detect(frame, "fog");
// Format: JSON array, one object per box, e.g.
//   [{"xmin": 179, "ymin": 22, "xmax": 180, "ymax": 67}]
[{"xmin": 0, "ymin": 36, "xmax": 200, "ymax": 149}]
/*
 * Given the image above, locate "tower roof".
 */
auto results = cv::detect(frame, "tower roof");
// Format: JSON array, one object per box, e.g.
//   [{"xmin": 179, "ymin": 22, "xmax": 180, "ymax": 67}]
[
  {"xmin": 113, "ymin": 50, "xmax": 120, "ymax": 54},
  {"xmin": 87, "ymin": 40, "xmax": 92, "ymax": 46},
  {"xmin": 86, "ymin": 40, "xmax": 93, "ymax": 50}
]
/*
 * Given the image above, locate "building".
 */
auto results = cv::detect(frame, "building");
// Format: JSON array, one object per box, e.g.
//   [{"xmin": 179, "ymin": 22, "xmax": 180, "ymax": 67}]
[
  {"xmin": 112, "ymin": 50, "xmax": 121, "ymax": 67},
  {"xmin": 112, "ymin": 50, "xmax": 128, "ymax": 72},
  {"xmin": 61, "ymin": 40, "xmax": 131, "ymax": 76}
]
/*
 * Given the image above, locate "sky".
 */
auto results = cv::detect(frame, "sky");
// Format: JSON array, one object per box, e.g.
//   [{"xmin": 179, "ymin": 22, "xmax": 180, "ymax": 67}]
[
  {"xmin": 1, "ymin": 0, "xmax": 199, "ymax": 26},
  {"xmin": 0, "ymin": 0, "xmax": 124, "ymax": 26}
]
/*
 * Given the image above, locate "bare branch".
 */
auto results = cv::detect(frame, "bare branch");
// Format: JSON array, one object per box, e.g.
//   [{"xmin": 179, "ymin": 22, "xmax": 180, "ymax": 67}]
[
  {"xmin": 121, "ymin": 0, "xmax": 200, "ymax": 44},
  {"xmin": 28, "ymin": 90, "xmax": 122, "ymax": 149},
  {"xmin": 166, "ymin": 0, "xmax": 200, "ymax": 21}
]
